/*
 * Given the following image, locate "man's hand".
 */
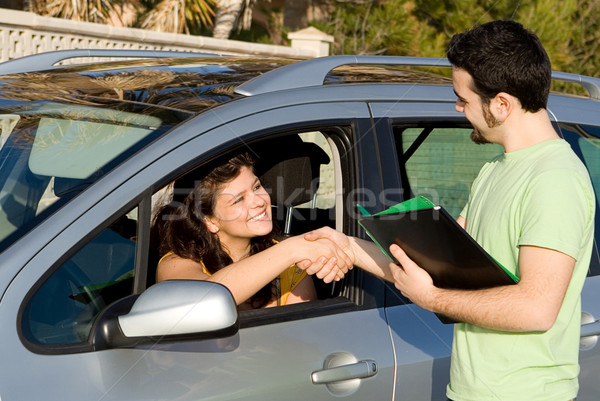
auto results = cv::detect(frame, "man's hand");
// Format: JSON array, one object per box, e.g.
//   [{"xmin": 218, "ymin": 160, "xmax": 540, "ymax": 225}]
[
  {"xmin": 296, "ymin": 227, "xmax": 356, "ymax": 281},
  {"xmin": 304, "ymin": 227, "xmax": 357, "ymax": 264},
  {"xmin": 389, "ymin": 244, "xmax": 437, "ymax": 310}
]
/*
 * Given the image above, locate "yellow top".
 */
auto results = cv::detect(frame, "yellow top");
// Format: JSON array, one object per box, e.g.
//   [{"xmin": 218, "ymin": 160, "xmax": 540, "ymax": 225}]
[{"xmin": 157, "ymin": 250, "xmax": 307, "ymax": 306}]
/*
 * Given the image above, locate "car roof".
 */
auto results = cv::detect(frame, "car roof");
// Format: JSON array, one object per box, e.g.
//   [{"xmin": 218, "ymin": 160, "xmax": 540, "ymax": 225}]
[
  {"xmin": 0, "ymin": 51, "xmax": 598, "ymax": 116},
  {"xmin": 0, "ymin": 54, "xmax": 455, "ymax": 114}
]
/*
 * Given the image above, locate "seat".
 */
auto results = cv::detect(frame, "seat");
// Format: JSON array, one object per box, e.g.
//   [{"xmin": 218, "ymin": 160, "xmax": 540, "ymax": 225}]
[{"xmin": 253, "ymin": 135, "xmax": 330, "ymax": 236}]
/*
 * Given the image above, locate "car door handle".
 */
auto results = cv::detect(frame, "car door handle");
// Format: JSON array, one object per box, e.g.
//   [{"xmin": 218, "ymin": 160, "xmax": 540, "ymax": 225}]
[
  {"xmin": 311, "ymin": 359, "xmax": 378, "ymax": 384},
  {"xmin": 581, "ymin": 320, "xmax": 600, "ymax": 337}
]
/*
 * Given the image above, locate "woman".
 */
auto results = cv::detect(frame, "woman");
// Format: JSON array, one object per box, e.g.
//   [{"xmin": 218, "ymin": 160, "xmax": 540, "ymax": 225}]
[{"xmin": 153, "ymin": 152, "xmax": 351, "ymax": 309}]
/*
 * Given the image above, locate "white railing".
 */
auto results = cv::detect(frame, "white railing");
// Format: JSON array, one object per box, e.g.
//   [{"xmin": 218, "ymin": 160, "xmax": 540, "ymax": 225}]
[{"xmin": 0, "ymin": 8, "xmax": 334, "ymax": 63}]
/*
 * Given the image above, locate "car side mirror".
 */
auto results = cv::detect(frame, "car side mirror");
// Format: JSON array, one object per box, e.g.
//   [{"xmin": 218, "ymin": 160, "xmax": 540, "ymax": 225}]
[{"xmin": 91, "ymin": 280, "xmax": 238, "ymax": 350}]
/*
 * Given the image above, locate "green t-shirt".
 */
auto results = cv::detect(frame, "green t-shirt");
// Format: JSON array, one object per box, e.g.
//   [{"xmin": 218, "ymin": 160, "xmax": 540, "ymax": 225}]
[{"xmin": 447, "ymin": 139, "xmax": 595, "ymax": 401}]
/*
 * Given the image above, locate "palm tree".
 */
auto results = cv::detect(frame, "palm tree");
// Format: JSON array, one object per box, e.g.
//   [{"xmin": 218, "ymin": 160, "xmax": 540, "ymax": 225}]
[
  {"xmin": 26, "ymin": 0, "xmax": 121, "ymax": 23},
  {"xmin": 23, "ymin": 0, "xmax": 329, "ymax": 40},
  {"xmin": 25, "ymin": 0, "xmax": 215, "ymax": 33},
  {"xmin": 212, "ymin": 0, "xmax": 253, "ymax": 39},
  {"xmin": 140, "ymin": 0, "xmax": 216, "ymax": 34}
]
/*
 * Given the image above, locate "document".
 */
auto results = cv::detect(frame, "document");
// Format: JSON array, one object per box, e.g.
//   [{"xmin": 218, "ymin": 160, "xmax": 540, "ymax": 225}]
[{"xmin": 358, "ymin": 197, "xmax": 518, "ymax": 323}]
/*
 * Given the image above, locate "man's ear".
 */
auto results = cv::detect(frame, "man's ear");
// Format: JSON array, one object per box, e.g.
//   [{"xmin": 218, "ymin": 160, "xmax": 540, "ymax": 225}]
[
  {"xmin": 204, "ymin": 217, "xmax": 220, "ymax": 234},
  {"xmin": 492, "ymin": 92, "xmax": 514, "ymax": 122}
]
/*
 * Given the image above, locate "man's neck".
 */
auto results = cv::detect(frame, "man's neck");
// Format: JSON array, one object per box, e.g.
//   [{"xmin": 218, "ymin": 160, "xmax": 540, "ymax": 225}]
[{"xmin": 498, "ymin": 109, "xmax": 560, "ymax": 153}]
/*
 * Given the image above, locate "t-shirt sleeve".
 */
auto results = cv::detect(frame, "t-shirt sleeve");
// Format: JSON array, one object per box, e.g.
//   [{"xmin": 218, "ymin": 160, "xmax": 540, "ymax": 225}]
[
  {"xmin": 459, "ymin": 202, "xmax": 469, "ymax": 220},
  {"xmin": 461, "ymin": 159, "xmax": 496, "ymax": 221},
  {"xmin": 518, "ymin": 169, "xmax": 594, "ymax": 260}
]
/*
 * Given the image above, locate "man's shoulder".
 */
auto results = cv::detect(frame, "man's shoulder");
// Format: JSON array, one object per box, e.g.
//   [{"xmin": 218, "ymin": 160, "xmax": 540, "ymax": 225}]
[{"xmin": 532, "ymin": 139, "xmax": 588, "ymax": 176}]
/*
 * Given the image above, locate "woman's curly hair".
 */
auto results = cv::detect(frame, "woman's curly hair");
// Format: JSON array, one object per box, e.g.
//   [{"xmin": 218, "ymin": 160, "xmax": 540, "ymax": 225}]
[{"xmin": 153, "ymin": 152, "xmax": 278, "ymax": 308}]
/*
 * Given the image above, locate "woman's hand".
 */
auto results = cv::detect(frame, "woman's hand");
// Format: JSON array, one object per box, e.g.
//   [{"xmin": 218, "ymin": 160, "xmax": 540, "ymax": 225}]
[
  {"xmin": 282, "ymin": 232, "xmax": 352, "ymax": 283},
  {"xmin": 295, "ymin": 227, "xmax": 357, "ymax": 282}
]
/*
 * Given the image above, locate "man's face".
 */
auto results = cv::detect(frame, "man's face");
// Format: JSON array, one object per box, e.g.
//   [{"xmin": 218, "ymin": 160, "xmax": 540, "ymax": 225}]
[{"xmin": 452, "ymin": 68, "xmax": 501, "ymax": 144}]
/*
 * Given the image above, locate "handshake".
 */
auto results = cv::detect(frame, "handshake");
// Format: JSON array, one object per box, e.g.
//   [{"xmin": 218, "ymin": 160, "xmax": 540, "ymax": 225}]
[{"xmin": 292, "ymin": 227, "xmax": 432, "ymax": 308}]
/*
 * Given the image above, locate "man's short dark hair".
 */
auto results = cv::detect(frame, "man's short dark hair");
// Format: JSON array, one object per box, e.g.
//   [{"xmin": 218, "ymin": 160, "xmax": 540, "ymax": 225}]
[{"xmin": 447, "ymin": 20, "xmax": 551, "ymax": 112}]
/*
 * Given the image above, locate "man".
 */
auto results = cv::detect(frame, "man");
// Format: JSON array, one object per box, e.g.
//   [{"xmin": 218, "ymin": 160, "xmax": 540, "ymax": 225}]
[{"xmin": 302, "ymin": 20, "xmax": 595, "ymax": 400}]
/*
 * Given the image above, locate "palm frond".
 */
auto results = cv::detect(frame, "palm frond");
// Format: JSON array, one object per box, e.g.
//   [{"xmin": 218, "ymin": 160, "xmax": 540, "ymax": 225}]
[
  {"xmin": 26, "ymin": 0, "xmax": 122, "ymax": 23},
  {"xmin": 140, "ymin": 0, "xmax": 215, "ymax": 33}
]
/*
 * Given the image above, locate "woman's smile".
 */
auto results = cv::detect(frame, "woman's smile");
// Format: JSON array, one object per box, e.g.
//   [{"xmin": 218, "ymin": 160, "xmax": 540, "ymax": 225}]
[{"xmin": 249, "ymin": 209, "xmax": 268, "ymax": 222}]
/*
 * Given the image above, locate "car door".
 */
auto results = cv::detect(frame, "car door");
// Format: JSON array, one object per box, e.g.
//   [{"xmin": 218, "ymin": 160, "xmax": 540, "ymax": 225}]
[{"xmin": 2, "ymin": 101, "xmax": 397, "ymax": 400}]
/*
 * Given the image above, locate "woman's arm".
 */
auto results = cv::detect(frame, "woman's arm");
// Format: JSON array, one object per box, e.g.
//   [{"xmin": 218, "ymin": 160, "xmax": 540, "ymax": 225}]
[
  {"xmin": 284, "ymin": 274, "xmax": 318, "ymax": 305},
  {"xmin": 157, "ymin": 235, "xmax": 352, "ymax": 305},
  {"xmin": 156, "ymin": 253, "xmax": 210, "ymax": 281},
  {"xmin": 301, "ymin": 227, "xmax": 395, "ymax": 282}
]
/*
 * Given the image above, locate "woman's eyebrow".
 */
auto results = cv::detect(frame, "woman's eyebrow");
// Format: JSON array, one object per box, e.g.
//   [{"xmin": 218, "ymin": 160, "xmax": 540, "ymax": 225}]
[
  {"xmin": 453, "ymin": 89, "xmax": 466, "ymax": 102},
  {"xmin": 224, "ymin": 178, "xmax": 260, "ymax": 204}
]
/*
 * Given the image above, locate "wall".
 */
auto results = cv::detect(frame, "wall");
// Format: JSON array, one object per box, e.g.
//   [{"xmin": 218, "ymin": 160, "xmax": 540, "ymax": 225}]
[{"xmin": 0, "ymin": 8, "xmax": 333, "ymax": 63}]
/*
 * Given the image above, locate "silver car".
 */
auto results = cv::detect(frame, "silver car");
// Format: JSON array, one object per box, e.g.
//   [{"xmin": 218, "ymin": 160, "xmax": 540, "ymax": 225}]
[{"xmin": 0, "ymin": 50, "xmax": 599, "ymax": 400}]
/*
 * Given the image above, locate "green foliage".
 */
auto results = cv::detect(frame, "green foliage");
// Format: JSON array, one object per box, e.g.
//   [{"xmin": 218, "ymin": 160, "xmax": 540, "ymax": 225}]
[
  {"xmin": 314, "ymin": 0, "xmax": 599, "ymax": 83},
  {"xmin": 314, "ymin": 0, "xmax": 444, "ymax": 56}
]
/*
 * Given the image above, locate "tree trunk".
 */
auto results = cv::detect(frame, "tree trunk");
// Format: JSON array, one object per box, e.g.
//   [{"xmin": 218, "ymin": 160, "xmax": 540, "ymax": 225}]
[
  {"xmin": 283, "ymin": 0, "xmax": 308, "ymax": 32},
  {"xmin": 0, "ymin": 0, "xmax": 24, "ymax": 9},
  {"xmin": 213, "ymin": 0, "xmax": 246, "ymax": 39}
]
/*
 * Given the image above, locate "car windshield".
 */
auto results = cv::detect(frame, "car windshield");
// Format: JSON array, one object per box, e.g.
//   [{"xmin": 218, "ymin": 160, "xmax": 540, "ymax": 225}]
[{"xmin": 0, "ymin": 99, "xmax": 188, "ymax": 252}]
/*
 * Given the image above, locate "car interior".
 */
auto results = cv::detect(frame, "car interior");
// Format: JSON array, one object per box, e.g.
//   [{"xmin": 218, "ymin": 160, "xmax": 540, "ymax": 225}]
[{"xmin": 147, "ymin": 132, "xmax": 339, "ymax": 297}]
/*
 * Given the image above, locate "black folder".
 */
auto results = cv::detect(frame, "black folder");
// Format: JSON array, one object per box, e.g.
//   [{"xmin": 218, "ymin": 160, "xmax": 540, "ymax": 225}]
[
  {"xmin": 359, "ymin": 199, "xmax": 518, "ymax": 289},
  {"xmin": 358, "ymin": 197, "xmax": 518, "ymax": 322}
]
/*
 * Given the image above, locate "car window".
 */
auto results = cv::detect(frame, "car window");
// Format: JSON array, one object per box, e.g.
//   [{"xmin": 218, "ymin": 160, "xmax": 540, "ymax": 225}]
[
  {"xmin": 559, "ymin": 123, "xmax": 600, "ymax": 276},
  {"xmin": 21, "ymin": 208, "xmax": 138, "ymax": 346},
  {"xmin": 148, "ymin": 131, "xmax": 342, "ymax": 300},
  {"xmin": 395, "ymin": 126, "xmax": 503, "ymax": 218},
  {"xmin": 297, "ymin": 131, "xmax": 336, "ymax": 209},
  {"xmin": 0, "ymin": 102, "xmax": 185, "ymax": 253}
]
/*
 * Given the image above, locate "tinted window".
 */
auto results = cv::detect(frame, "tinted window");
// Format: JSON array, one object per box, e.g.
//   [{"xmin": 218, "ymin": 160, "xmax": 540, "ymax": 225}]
[
  {"xmin": 559, "ymin": 123, "xmax": 600, "ymax": 276},
  {"xmin": 21, "ymin": 210, "xmax": 138, "ymax": 345},
  {"xmin": 395, "ymin": 126, "xmax": 503, "ymax": 218},
  {"xmin": 0, "ymin": 102, "xmax": 182, "ymax": 252}
]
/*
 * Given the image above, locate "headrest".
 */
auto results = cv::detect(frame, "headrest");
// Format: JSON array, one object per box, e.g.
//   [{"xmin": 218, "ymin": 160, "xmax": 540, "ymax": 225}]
[{"xmin": 258, "ymin": 141, "xmax": 329, "ymax": 207}]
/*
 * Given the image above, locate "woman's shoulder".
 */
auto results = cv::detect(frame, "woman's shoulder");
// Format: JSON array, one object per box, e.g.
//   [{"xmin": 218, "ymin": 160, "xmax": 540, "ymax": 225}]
[{"xmin": 156, "ymin": 252, "xmax": 210, "ymax": 281}]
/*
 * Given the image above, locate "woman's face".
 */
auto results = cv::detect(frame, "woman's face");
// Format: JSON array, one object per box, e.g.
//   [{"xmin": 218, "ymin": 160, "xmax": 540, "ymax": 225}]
[{"xmin": 206, "ymin": 166, "xmax": 273, "ymax": 245}]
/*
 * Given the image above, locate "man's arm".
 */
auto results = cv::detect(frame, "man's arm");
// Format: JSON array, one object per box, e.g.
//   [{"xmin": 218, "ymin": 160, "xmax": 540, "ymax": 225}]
[
  {"xmin": 301, "ymin": 227, "xmax": 396, "ymax": 282},
  {"xmin": 391, "ymin": 244, "xmax": 575, "ymax": 331}
]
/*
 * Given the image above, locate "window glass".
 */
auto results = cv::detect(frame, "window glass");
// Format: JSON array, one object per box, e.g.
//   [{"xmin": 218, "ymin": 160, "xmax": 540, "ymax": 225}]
[
  {"xmin": 0, "ymin": 114, "xmax": 19, "ymax": 150},
  {"xmin": 397, "ymin": 127, "xmax": 503, "ymax": 218},
  {"xmin": 297, "ymin": 131, "xmax": 335, "ymax": 209},
  {"xmin": 22, "ymin": 210, "xmax": 138, "ymax": 345},
  {"xmin": 0, "ymin": 101, "xmax": 184, "ymax": 253},
  {"xmin": 29, "ymin": 117, "xmax": 157, "ymax": 179},
  {"xmin": 578, "ymin": 135, "xmax": 600, "ymax": 209},
  {"xmin": 561, "ymin": 124, "xmax": 600, "ymax": 276}
]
